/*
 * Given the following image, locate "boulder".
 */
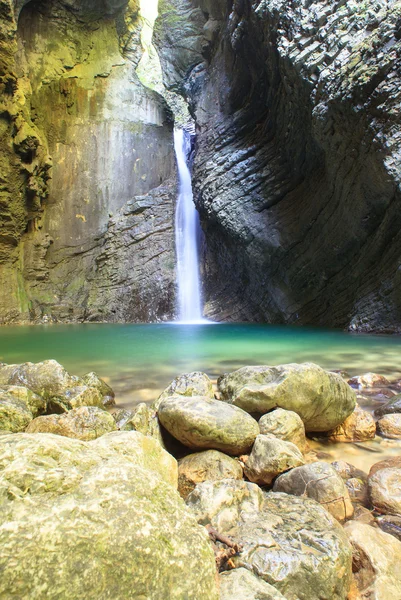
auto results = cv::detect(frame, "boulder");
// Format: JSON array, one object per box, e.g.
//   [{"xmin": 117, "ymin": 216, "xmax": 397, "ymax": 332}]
[
  {"xmin": 375, "ymin": 395, "xmax": 401, "ymax": 418},
  {"xmin": 345, "ymin": 478, "xmax": 369, "ymax": 508},
  {"xmin": 243, "ymin": 434, "xmax": 305, "ymax": 486},
  {"xmin": 81, "ymin": 372, "xmax": 115, "ymax": 406},
  {"xmin": 376, "ymin": 414, "xmax": 401, "ymax": 439},
  {"xmin": 26, "ymin": 406, "xmax": 117, "ymax": 441},
  {"xmin": 153, "ymin": 371, "xmax": 214, "ymax": 410},
  {"xmin": 0, "ymin": 433, "xmax": 217, "ymax": 600},
  {"xmin": 274, "ymin": 462, "xmax": 354, "ymax": 522},
  {"xmin": 0, "ymin": 396, "xmax": 32, "ymax": 433},
  {"xmin": 0, "ymin": 386, "xmax": 46, "ymax": 417},
  {"xmin": 347, "ymin": 373, "xmax": 390, "ymax": 389},
  {"xmin": 368, "ymin": 466, "xmax": 401, "ymax": 516},
  {"xmin": 186, "ymin": 480, "xmax": 352, "ymax": 600},
  {"xmin": 331, "ymin": 460, "xmax": 368, "ymax": 483},
  {"xmin": 345, "ymin": 521, "xmax": 401, "ymax": 599},
  {"xmin": 178, "ymin": 450, "xmax": 243, "ymax": 499},
  {"xmin": 326, "ymin": 405, "xmax": 376, "ymax": 443},
  {"xmin": 258, "ymin": 408, "xmax": 308, "ymax": 452},
  {"xmin": 47, "ymin": 385, "xmax": 106, "ymax": 412},
  {"xmin": 218, "ymin": 363, "xmax": 356, "ymax": 431},
  {"xmin": 369, "ymin": 456, "xmax": 401, "ymax": 477},
  {"xmin": 157, "ymin": 395, "xmax": 259, "ymax": 455},
  {"xmin": 219, "ymin": 568, "xmax": 287, "ymax": 600},
  {"xmin": 376, "ymin": 515, "xmax": 401, "ymax": 542},
  {"xmin": 113, "ymin": 404, "xmax": 164, "ymax": 446}
]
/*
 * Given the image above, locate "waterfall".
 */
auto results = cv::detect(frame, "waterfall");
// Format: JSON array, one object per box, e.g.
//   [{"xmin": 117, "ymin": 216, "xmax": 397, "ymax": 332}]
[{"xmin": 174, "ymin": 128, "xmax": 203, "ymax": 322}]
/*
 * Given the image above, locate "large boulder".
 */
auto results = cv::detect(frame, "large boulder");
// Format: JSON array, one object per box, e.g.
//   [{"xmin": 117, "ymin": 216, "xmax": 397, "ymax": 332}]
[
  {"xmin": 368, "ymin": 466, "xmax": 401, "ymax": 516},
  {"xmin": 326, "ymin": 405, "xmax": 376, "ymax": 442},
  {"xmin": 113, "ymin": 403, "xmax": 164, "ymax": 446},
  {"xmin": 0, "ymin": 361, "xmax": 115, "ymax": 411},
  {"xmin": 153, "ymin": 371, "xmax": 214, "ymax": 410},
  {"xmin": 178, "ymin": 450, "xmax": 243, "ymax": 499},
  {"xmin": 0, "ymin": 386, "xmax": 46, "ymax": 417},
  {"xmin": 26, "ymin": 406, "xmax": 117, "ymax": 441},
  {"xmin": 273, "ymin": 462, "xmax": 354, "ymax": 523},
  {"xmin": 243, "ymin": 434, "xmax": 305, "ymax": 486},
  {"xmin": 157, "ymin": 395, "xmax": 259, "ymax": 455},
  {"xmin": 219, "ymin": 568, "xmax": 287, "ymax": 600},
  {"xmin": 0, "ymin": 396, "xmax": 32, "ymax": 433},
  {"xmin": 218, "ymin": 363, "xmax": 356, "ymax": 431},
  {"xmin": 376, "ymin": 414, "xmax": 401, "ymax": 439},
  {"xmin": 345, "ymin": 522, "xmax": 401, "ymax": 599},
  {"xmin": 186, "ymin": 480, "xmax": 352, "ymax": 600},
  {"xmin": 0, "ymin": 432, "xmax": 217, "ymax": 599},
  {"xmin": 259, "ymin": 408, "xmax": 308, "ymax": 452}
]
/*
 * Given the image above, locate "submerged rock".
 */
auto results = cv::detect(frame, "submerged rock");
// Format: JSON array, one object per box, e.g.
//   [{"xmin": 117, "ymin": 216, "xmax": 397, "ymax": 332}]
[
  {"xmin": 376, "ymin": 414, "xmax": 401, "ymax": 439},
  {"xmin": 178, "ymin": 450, "xmax": 243, "ymax": 499},
  {"xmin": 0, "ymin": 396, "xmax": 32, "ymax": 433},
  {"xmin": 0, "ymin": 432, "xmax": 217, "ymax": 600},
  {"xmin": 326, "ymin": 405, "xmax": 376, "ymax": 443},
  {"xmin": 157, "ymin": 395, "xmax": 259, "ymax": 455},
  {"xmin": 258, "ymin": 407, "xmax": 309, "ymax": 452},
  {"xmin": 375, "ymin": 395, "xmax": 401, "ymax": 417},
  {"xmin": 274, "ymin": 461, "xmax": 354, "ymax": 522},
  {"xmin": 348, "ymin": 373, "xmax": 390, "ymax": 390},
  {"xmin": 187, "ymin": 480, "xmax": 352, "ymax": 600},
  {"xmin": 154, "ymin": 371, "xmax": 214, "ymax": 410},
  {"xmin": 218, "ymin": 363, "xmax": 356, "ymax": 431},
  {"xmin": 345, "ymin": 521, "xmax": 401, "ymax": 599},
  {"xmin": 26, "ymin": 406, "xmax": 117, "ymax": 441},
  {"xmin": 243, "ymin": 434, "xmax": 305, "ymax": 486},
  {"xmin": 219, "ymin": 568, "xmax": 287, "ymax": 600}
]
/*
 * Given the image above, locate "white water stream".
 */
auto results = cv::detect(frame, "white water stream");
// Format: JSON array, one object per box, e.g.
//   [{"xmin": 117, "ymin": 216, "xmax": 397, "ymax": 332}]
[{"xmin": 174, "ymin": 128, "xmax": 203, "ymax": 322}]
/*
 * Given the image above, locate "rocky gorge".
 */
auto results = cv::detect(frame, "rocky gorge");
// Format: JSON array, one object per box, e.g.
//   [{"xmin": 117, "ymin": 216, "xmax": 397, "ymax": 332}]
[
  {"xmin": 1, "ymin": 358, "xmax": 401, "ymax": 598},
  {"xmin": 0, "ymin": 0, "xmax": 400, "ymax": 330}
]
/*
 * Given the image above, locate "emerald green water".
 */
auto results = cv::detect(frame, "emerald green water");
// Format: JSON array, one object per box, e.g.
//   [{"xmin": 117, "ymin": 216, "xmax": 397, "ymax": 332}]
[{"xmin": 1, "ymin": 322, "xmax": 401, "ymax": 470}]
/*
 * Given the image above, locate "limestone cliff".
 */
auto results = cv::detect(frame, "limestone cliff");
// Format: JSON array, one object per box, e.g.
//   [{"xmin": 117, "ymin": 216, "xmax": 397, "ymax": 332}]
[
  {"xmin": 155, "ymin": 0, "xmax": 401, "ymax": 331},
  {"xmin": 0, "ymin": 0, "xmax": 176, "ymax": 323}
]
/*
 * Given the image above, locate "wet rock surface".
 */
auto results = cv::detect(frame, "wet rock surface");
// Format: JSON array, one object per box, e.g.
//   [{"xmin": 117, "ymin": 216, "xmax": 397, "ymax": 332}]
[
  {"xmin": 154, "ymin": 371, "xmax": 215, "ymax": 411},
  {"xmin": 368, "ymin": 465, "xmax": 401, "ymax": 516},
  {"xmin": 243, "ymin": 434, "xmax": 305, "ymax": 486},
  {"xmin": 178, "ymin": 449, "xmax": 243, "ymax": 499},
  {"xmin": 376, "ymin": 413, "xmax": 401, "ymax": 439},
  {"xmin": 218, "ymin": 363, "xmax": 356, "ymax": 431},
  {"xmin": 326, "ymin": 405, "xmax": 376, "ymax": 443}
]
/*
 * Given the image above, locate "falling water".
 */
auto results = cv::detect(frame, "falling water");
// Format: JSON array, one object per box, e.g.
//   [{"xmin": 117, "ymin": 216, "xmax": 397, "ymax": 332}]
[{"xmin": 174, "ymin": 128, "xmax": 203, "ymax": 322}]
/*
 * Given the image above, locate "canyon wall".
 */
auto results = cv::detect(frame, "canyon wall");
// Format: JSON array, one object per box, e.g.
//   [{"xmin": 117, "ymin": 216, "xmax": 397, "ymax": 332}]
[
  {"xmin": 0, "ymin": 0, "xmax": 177, "ymax": 323},
  {"xmin": 155, "ymin": 0, "xmax": 401, "ymax": 331}
]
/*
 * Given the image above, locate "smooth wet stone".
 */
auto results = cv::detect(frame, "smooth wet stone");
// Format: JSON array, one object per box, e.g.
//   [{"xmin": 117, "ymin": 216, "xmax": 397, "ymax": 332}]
[
  {"xmin": 0, "ymin": 433, "xmax": 217, "ymax": 600},
  {"xmin": 26, "ymin": 406, "xmax": 117, "ymax": 441},
  {"xmin": 0, "ymin": 361, "xmax": 114, "ymax": 411},
  {"xmin": 258, "ymin": 408, "xmax": 308, "ymax": 452},
  {"xmin": 178, "ymin": 450, "xmax": 243, "ymax": 499},
  {"xmin": 218, "ymin": 363, "xmax": 356, "ymax": 431},
  {"xmin": 0, "ymin": 386, "xmax": 46, "ymax": 418},
  {"xmin": 274, "ymin": 461, "xmax": 354, "ymax": 522},
  {"xmin": 348, "ymin": 373, "xmax": 390, "ymax": 389},
  {"xmin": 113, "ymin": 404, "xmax": 164, "ymax": 446},
  {"xmin": 376, "ymin": 414, "xmax": 401, "ymax": 439},
  {"xmin": 375, "ymin": 394, "xmax": 401, "ymax": 417},
  {"xmin": 368, "ymin": 467, "xmax": 401, "ymax": 516},
  {"xmin": 219, "ymin": 568, "xmax": 287, "ymax": 600},
  {"xmin": 243, "ymin": 434, "xmax": 305, "ymax": 486},
  {"xmin": 0, "ymin": 396, "xmax": 32, "ymax": 432},
  {"xmin": 326, "ymin": 405, "xmax": 376, "ymax": 442},
  {"xmin": 157, "ymin": 395, "xmax": 259, "ymax": 455},
  {"xmin": 186, "ymin": 480, "xmax": 352, "ymax": 600},
  {"xmin": 376, "ymin": 515, "xmax": 401, "ymax": 542},
  {"xmin": 345, "ymin": 521, "xmax": 401, "ymax": 599},
  {"xmin": 154, "ymin": 371, "xmax": 214, "ymax": 410}
]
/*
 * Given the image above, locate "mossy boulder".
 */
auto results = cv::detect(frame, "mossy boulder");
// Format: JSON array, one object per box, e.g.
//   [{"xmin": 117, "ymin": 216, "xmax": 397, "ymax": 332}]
[
  {"xmin": 153, "ymin": 371, "xmax": 214, "ymax": 410},
  {"xmin": 258, "ymin": 407, "xmax": 309, "ymax": 452},
  {"xmin": 158, "ymin": 395, "xmax": 259, "ymax": 455},
  {"xmin": 178, "ymin": 449, "xmax": 243, "ymax": 498},
  {"xmin": 113, "ymin": 403, "xmax": 164, "ymax": 446},
  {"xmin": 0, "ymin": 386, "xmax": 46, "ymax": 417},
  {"xmin": 243, "ymin": 434, "xmax": 305, "ymax": 486},
  {"xmin": 218, "ymin": 363, "xmax": 356, "ymax": 431},
  {"xmin": 26, "ymin": 406, "xmax": 117, "ymax": 441},
  {"xmin": 187, "ymin": 480, "xmax": 352, "ymax": 600},
  {"xmin": 0, "ymin": 432, "xmax": 217, "ymax": 600},
  {"xmin": 0, "ymin": 396, "xmax": 33, "ymax": 433}
]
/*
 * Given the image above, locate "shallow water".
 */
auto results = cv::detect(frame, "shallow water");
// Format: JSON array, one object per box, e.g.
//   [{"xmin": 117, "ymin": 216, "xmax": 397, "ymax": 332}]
[{"xmin": 1, "ymin": 322, "xmax": 401, "ymax": 471}]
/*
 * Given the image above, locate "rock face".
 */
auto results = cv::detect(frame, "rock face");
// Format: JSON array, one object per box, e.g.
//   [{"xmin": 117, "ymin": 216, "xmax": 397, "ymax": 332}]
[
  {"xmin": 326, "ymin": 405, "xmax": 376, "ymax": 443},
  {"xmin": 274, "ymin": 462, "xmax": 354, "ymax": 523},
  {"xmin": 345, "ymin": 522, "xmax": 401, "ymax": 599},
  {"xmin": 187, "ymin": 480, "xmax": 352, "ymax": 600},
  {"xmin": 155, "ymin": 0, "xmax": 401, "ymax": 331},
  {"xmin": 218, "ymin": 363, "xmax": 356, "ymax": 431},
  {"xmin": 178, "ymin": 449, "xmax": 243, "ymax": 498},
  {"xmin": 243, "ymin": 434, "xmax": 305, "ymax": 486},
  {"xmin": 158, "ymin": 395, "xmax": 259, "ymax": 455},
  {"xmin": 0, "ymin": 0, "xmax": 176, "ymax": 324},
  {"xmin": 259, "ymin": 407, "xmax": 308, "ymax": 452},
  {"xmin": 26, "ymin": 406, "xmax": 117, "ymax": 441},
  {"xmin": 0, "ymin": 432, "xmax": 218, "ymax": 599}
]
